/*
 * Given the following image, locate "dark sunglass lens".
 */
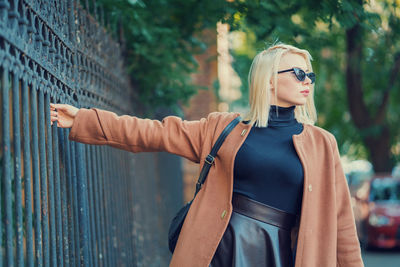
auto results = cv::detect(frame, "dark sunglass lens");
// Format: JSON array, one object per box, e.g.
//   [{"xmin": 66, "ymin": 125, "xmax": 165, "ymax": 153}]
[
  {"xmin": 307, "ymin": 72, "xmax": 316, "ymax": 84},
  {"xmin": 294, "ymin": 68, "xmax": 306, "ymax": 81}
]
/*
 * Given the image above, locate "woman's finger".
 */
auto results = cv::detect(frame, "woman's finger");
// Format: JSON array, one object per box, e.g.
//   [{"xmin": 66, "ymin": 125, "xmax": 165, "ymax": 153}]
[
  {"xmin": 50, "ymin": 116, "xmax": 56, "ymax": 125},
  {"xmin": 52, "ymin": 103, "xmax": 67, "ymax": 111},
  {"xmin": 50, "ymin": 103, "xmax": 57, "ymax": 110}
]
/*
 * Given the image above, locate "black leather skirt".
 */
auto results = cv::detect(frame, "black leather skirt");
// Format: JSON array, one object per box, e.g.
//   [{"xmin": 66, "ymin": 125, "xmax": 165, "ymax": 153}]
[{"xmin": 210, "ymin": 193, "xmax": 299, "ymax": 267}]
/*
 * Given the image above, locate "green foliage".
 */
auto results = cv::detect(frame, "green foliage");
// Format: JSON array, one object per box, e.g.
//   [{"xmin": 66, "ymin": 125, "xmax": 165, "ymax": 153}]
[{"xmin": 90, "ymin": 0, "xmax": 229, "ymax": 114}]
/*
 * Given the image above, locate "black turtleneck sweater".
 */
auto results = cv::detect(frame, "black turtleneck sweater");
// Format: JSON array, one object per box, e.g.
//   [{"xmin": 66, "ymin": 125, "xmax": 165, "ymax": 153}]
[{"xmin": 233, "ymin": 105, "xmax": 304, "ymax": 215}]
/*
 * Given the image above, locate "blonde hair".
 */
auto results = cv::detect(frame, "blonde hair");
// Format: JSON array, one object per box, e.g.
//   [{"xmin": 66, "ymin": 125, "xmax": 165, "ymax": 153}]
[{"xmin": 243, "ymin": 42, "xmax": 317, "ymax": 127}]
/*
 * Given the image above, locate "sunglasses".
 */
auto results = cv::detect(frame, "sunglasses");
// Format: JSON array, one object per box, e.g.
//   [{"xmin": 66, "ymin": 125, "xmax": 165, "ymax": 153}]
[{"xmin": 277, "ymin": 68, "xmax": 316, "ymax": 84}]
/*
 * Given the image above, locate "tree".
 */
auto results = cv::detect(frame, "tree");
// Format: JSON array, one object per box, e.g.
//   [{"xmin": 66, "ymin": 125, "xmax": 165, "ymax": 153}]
[
  {"xmin": 343, "ymin": 0, "xmax": 400, "ymax": 172},
  {"xmin": 84, "ymin": 0, "xmax": 229, "ymax": 115},
  {"xmin": 225, "ymin": 0, "xmax": 400, "ymax": 172}
]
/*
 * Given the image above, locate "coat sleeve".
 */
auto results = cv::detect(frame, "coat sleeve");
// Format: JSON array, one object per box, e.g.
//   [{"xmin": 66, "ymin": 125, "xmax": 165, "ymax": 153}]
[
  {"xmin": 330, "ymin": 135, "xmax": 364, "ymax": 267},
  {"xmin": 68, "ymin": 108, "xmax": 210, "ymax": 163}
]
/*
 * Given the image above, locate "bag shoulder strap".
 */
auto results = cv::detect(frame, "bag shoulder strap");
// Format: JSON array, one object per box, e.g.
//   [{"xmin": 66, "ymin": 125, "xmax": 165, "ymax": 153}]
[{"xmin": 194, "ymin": 116, "xmax": 242, "ymax": 196}]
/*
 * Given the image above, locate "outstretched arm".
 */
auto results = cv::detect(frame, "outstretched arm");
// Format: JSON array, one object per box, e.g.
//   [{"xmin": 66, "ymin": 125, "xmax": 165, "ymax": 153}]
[{"xmin": 50, "ymin": 104, "xmax": 208, "ymax": 163}]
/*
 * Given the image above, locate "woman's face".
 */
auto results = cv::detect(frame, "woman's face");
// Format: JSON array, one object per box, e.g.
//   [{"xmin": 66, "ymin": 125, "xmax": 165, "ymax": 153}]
[{"xmin": 270, "ymin": 52, "xmax": 313, "ymax": 107}]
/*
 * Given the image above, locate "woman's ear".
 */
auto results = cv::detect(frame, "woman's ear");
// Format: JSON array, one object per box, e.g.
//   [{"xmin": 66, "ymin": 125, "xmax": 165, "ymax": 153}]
[
  {"xmin": 269, "ymin": 73, "xmax": 277, "ymax": 87},
  {"xmin": 269, "ymin": 79, "xmax": 274, "ymax": 90}
]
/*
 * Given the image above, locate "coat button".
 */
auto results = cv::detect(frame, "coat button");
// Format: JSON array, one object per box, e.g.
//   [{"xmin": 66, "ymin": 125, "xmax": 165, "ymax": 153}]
[
  {"xmin": 241, "ymin": 129, "xmax": 247, "ymax": 136},
  {"xmin": 221, "ymin": 210, "xmax": 227, "ymax": 219},
  {"xmin": 308, "ymin": 184, "xmax": 312, "ymax": 192}
]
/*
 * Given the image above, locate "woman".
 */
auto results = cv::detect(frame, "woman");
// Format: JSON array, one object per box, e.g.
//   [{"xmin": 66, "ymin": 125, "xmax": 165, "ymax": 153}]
[{"xmin": 50, "ymin": 43, "xmax": 364, "ymax": 267}]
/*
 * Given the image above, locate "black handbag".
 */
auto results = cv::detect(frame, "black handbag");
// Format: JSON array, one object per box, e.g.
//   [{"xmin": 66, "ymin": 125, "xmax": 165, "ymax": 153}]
[{"xmin": 168, "ymin": 116, "xmax": 242, "ymax": 253}]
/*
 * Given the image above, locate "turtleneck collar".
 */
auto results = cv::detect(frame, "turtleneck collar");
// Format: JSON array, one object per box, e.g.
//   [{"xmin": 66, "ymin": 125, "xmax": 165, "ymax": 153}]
[{"xmin": 268, "ymin": 105, "xmax": 297, "ymax": 127}]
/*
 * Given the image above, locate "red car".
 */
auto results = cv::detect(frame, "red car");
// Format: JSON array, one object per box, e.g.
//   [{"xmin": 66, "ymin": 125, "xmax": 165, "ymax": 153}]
[{"xmin": 353, "ymin": 174, "xmax": 400, "ymax": 249}]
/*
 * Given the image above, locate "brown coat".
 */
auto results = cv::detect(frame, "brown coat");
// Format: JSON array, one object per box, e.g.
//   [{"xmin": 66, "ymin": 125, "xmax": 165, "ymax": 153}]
[{"xmin": 69, "ymin": 108, "xmax": 364, "ymax": 267}]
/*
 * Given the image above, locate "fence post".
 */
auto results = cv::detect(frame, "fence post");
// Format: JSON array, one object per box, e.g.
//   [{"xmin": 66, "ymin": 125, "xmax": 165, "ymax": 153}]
[{"xmin": 75, "ymin": 142, "xmax": 90, "ymax": 266}]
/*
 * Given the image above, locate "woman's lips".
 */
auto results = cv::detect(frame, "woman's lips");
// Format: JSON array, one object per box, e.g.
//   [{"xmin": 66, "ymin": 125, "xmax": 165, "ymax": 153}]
[{"xmin": 301, "ymin": 90, "xmax": 309, "ymax": 96}]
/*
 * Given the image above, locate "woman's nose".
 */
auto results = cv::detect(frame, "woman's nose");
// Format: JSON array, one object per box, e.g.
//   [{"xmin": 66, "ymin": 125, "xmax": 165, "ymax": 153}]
[{"xmin": 303, "ymin": 75, "xmax": 312, "ymax": 84}]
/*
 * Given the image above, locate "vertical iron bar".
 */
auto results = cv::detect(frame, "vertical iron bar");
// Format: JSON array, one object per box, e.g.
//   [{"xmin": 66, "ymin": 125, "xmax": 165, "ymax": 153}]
[
  {"xmin": 114, "ymin": 151, "xmax": 121, "ymax": 266},
  {"xmin": 63, "ymin": 128, "xmax": 76, "ymax": 267},
  {"xmin": 120, "ymin": 152, "xmax": 126, "ymax": 264},
  {"xmin": 101, "ymin": 146, "xmax": 109, "ymax": 266},
  {"xmin": 109, "ymin": 149, "xmax": 115, "ymax": 266},
  {"xmin": 67, "ymin": 0, "xmax": 75, "ymax": 42},
  {"xmin": 70, "ymin": 141, "xmax": 81, "ymax": 266},
  {"xmin": 96, "ymin": 145, "xmax": 106, "ymax": 266},
  {"xmin": 127, "ymin": 154, "xmax": 135, "ymax": 263},
  {"xmin": 12, "ymin": 72, "xmax": 24, "ymax": 267},
  {"xmin": 107, "ymin": 148, "xmax": 115, "ymax": 266},
  {"xmin": 51, "ymin": 98, "xmax": 64, "ymax": 267},
  {"xmin": 30, "ymin": 84, "xmax": 43, "ymax": 267},
  {"xmin": 92, "ymin": 0, "xmax": 97, "ymax": 19},
  {"xmin": 121, "ymin": 153, "xmax": 131, "ymax": 264},
  {"xmin": 126, "ymin": 154, "xmax": 134, "ymax": 264},
  {"xmin": 122, "ymin": 153, "xmax": 129, "ymax": 265},
  {"xmin": 94, "ymin": 145, "xmax": 105, "ymax": 267},
  {"xmin": 86, "ymin": 145, "xmax": 98, "ymax": 267},
  {"xmin": 103, "ymin": 146, "xmax": 113, "ymax": 267},
  {"xmin": 57, "ymin": 128, "xmax": 70, "ymax": 266},
  {"xmin": 0, "ymin": 68, "xmax": 2, "ymax": 267},
  {"xmin": 38, "ymin": 89, "xmax": 50, "ymax": 267},
  {"xmin": 2, "ymin": 68, "xmax": 14, "ymax": 266},
  {"xmin": 124, "ymin": 155, "xmax": 132, "ymax": 264},
  {"xmin": 83, "ymin": 145, "xmax": 93, "ymax": 266},
  {"xmin": 115, "ymin": 151, "xmax": 121, "ymax": 266},
  {"xmin": 99, "ymin": 146, "xmax": 109, "ymax": 266},
  {"xmin": 90, "ymin": 146, "xmax": 101, "ymax": 267},
  {"xmin": 113, "ymin": 150, "xmax": 121, "ymax": 266},
  {"xmin": 120, "ymin": 153, "xmax": 127, "ymax": 265},
  {"xmin": 82, "ymin": 145, "xmax": 93, "ymax": 266},
  {"xmin": 114, "ymin": 150, "xmax": 122, "ymax": 266},
  {"xmin": 123, "ymin": 153, "xmax": 130, "ymax": 264},
  {"xmin": 75, "ymin": 142, "xmax": 90, "ymax": 266},
  {"xmin": 44, "ymin": 93, "xmax": 57, "ymax": 267},
  {"xmin": 22, "ymin": 79, "xmax": 33, "ymax": 267}
]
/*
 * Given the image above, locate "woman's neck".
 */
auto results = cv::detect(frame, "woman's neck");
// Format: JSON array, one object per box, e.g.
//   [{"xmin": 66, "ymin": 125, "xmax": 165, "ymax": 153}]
[{"xmin": 267, "ymin": 105, "xmax": 296, "ymax": 126}]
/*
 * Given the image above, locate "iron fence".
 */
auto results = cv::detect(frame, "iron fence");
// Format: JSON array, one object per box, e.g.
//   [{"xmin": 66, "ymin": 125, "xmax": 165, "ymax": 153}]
[{"xmin": 0, "ymin": 0, "xmax": 181, "ymax": 266}]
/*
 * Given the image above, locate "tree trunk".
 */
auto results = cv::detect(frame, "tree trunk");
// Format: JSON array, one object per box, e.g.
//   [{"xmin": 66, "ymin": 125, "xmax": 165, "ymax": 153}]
[
  {"xmin": 345, "ymin": 24, "xmax": 393, "ymax": 172},
  {"xmin": 364, "ymin": 125, "xmax": 392, "ymax": 172}
]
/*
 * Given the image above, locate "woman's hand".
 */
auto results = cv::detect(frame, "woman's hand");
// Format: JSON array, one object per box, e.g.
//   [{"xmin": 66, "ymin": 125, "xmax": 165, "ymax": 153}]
[{"xmin": 50, "ymin": 103, "xmax": 80, "ymax": 128}]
